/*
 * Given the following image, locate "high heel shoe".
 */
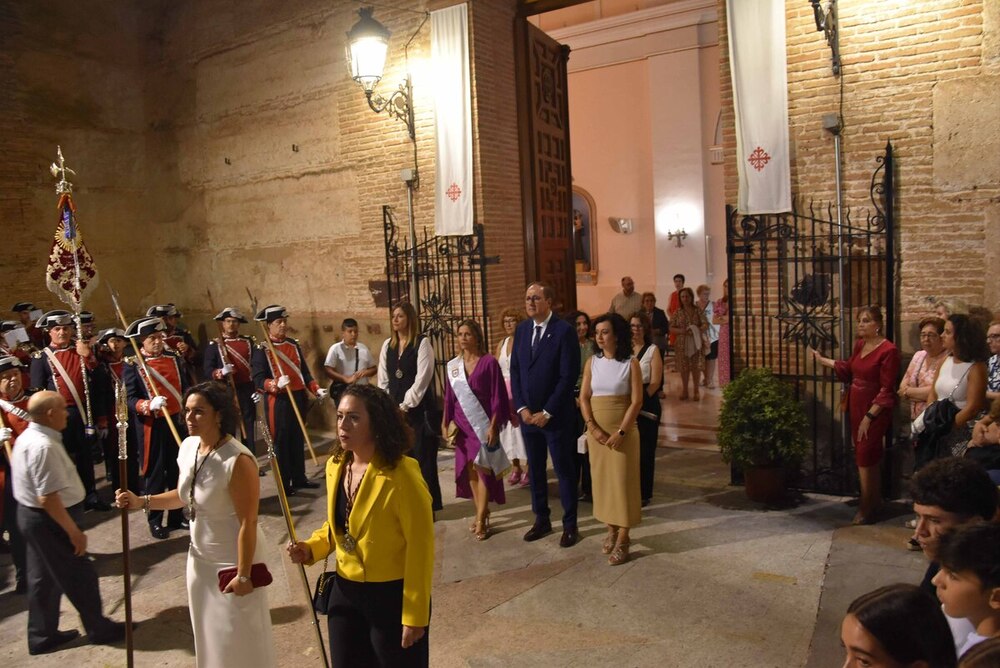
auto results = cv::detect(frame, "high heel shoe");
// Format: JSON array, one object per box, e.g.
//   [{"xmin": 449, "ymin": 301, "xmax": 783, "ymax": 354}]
[
  {"xmin": 608, "ymin": 541, "xmax": 630, "ymax": 565},
  {"xmin": 470, "ymin": 509, "xmax": 491, "ymax": 533},
  {"xmin": 475, "ymin": 516, "xmax": 491, "ymax": 541},
  {"xmin": 601, "ymin": 529, "xmax": 619, "ymax": 555}
]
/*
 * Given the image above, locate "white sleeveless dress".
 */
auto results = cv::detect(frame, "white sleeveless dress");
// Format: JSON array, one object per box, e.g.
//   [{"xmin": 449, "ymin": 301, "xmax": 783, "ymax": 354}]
[
  {"xmin": 497, "ymin": 336, "xmax": 527, "ymax": 461},
  {"xmin": 178, "ymin": 436, "xmax": 276, "ymax": 668}
]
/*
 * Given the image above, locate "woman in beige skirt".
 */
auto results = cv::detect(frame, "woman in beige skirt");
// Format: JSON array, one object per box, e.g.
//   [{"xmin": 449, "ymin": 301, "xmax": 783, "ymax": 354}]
[{"xmin": 581, "ymin": 313, "xmax": 643, "ymax": 565}]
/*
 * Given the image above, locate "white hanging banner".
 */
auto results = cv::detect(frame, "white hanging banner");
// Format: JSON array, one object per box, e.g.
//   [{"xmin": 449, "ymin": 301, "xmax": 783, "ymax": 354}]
[
  {"xmin": 431, "ymin": 3, "xmax": 473, "ymax": 236},
  {"xmin": 726, "ymin": 0, "xmax": 792, "ymax": 214}
]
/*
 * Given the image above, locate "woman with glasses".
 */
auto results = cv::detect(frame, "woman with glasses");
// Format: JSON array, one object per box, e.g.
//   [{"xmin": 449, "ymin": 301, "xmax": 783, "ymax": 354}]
[
  {"xmin": 971, "ymin": 320, "xmax": 1000, "ymax": 449},
  {"xmin": 898, "ymin": 317, "xmax": 948, "ymax": 428}
]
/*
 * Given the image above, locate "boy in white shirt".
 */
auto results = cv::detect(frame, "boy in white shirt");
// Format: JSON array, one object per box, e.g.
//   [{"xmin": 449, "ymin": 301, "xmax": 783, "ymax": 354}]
[{"xmin": 323, "ymin": 318, "xmax": 376, "ymax": 404}]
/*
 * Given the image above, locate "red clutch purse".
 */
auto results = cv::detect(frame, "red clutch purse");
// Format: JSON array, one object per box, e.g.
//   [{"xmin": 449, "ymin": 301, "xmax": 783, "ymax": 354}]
[{"xmin": 217, "ymin": 563, "xmax": 273, "ymax": 592}]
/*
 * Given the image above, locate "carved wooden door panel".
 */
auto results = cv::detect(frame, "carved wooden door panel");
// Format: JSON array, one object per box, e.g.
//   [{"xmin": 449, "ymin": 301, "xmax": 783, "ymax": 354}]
[{"xmin": 516, "ymin": 20, "xmax": 575, "ymax": 312}]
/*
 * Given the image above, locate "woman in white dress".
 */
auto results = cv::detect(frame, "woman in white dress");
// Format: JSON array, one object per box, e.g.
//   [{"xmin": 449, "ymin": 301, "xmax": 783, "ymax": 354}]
[
  {"xmin": 496, "ymin": 307, "xmax": 529, "ymax": 486},
  {"xmin": 117, "ymin": 382, "xmax": 275, "ymax": 667}
]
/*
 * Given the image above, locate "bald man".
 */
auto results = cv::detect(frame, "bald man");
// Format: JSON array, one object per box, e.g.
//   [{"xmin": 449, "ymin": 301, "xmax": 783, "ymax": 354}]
[{"xmin": 13, "ymin": 391, "xmax": 125, "ymax": 654}]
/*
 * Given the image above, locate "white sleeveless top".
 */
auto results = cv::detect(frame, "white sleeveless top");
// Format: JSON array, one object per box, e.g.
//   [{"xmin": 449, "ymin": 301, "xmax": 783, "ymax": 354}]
[
  {"xmin": 934, "ymin": 355, "xmax": 973, "ymax": 409},
  {"xmin": 498, "ymin": 336, "xmax": 513, "ymax": 380},
  {"xmin": 177, "ymin": 436, "xmax": 264, "ymax": 566},
  {"xmin": 637, "ymin": 345, "xmax": 658, "ymax": 384},
  {"xmin": 591, "ymin": 354, "xmax": 632, "ymax": 397}
]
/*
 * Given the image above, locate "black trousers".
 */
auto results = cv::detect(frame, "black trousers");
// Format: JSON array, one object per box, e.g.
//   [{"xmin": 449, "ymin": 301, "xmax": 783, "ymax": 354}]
[
  {"xmin": 406, "ymin": 411, "xmax": 442, "ymax": 512},
  {"xmin": 271, "ymin": 390, "xmax": 309, "ymax": 487},
  {"xmin": 63, "ymin": 407, "xmax": 96, "ymax": 497},
  {"xmin": 523, "ymin": 426, "xmax": 578, "ymax": 530},
  {"xmin": 326, "ymin": 577, "xmax": 428, "ymax": 668},
  {"xmin": 638, "ymin": 390, "xmax": 662, "ymax": 501},
  {"xmin": 18, "ymin": 503, "xmax": 116, "ymax": 650},
  {"xmin": 234, "ymin": 381, "xmax": 256, "ymax": 453},
  {"xmin": 142, "ymin": 417, "xmax": 183, "ymax": 529}
]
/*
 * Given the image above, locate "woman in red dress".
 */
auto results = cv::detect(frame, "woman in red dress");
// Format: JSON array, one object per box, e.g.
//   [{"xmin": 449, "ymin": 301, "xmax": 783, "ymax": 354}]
[{"xmin": 810, "ymin": 306, "xmax": 900, "ymax": 525}]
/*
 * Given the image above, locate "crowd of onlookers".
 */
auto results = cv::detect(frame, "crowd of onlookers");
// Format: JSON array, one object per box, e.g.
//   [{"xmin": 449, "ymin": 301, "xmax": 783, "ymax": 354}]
[{"xmin": 813, "ymin": 297, "xmax": 1000, "ymax": 666}]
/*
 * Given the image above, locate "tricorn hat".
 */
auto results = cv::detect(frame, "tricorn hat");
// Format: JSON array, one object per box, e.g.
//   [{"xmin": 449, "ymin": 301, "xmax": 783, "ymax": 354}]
[
  {"xmin": 214, "ymin": 307, "xmax": 248, "ymax": 323},
  {"xmin": 11, "ymin": 302, "xmax": 35, "ymax": 313},
  {"xmin": 79, "ymin": 311, "xmax": 95, "ymax": 324},
  {"xmin": 0, "ymin": 321, "xmax": 20, "ymax": 333},
  {"xmin": 97, "ymin": 328, "xmax": 127, "ymax": 344},
  {"xmin": 146, "ymin": 304, "xmax": 181, "ymax": 318},
  {"xmin": 125, "ymin": 317, "xmax": 167, "ymax": 341},
  {"xmin": 36, "ymin": 310, "xmax": 75, "ymax": 330},
  {"xmin": 0, "ymin": 355, "xmax": 24, "ymax": 374},
  {"xmin": 254, "ymin": 305, "xmax": 289, "ymax": 323}
]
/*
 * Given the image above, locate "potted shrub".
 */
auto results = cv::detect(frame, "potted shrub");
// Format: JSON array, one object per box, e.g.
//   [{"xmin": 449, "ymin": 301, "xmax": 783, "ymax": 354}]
[{"xmin": 719, "ymin": 367, "xmax": 809, "ymax": 503}]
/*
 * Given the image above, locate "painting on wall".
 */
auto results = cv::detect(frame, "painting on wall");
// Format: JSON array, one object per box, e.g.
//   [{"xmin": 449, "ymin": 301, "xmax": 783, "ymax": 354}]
[{"xmin": 573, "ymin": 186, "xmax": 598, "ymax": 285}]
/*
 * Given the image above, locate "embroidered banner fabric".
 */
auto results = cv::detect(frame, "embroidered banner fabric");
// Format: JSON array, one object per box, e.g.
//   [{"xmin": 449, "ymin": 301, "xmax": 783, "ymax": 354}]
[
  {"xmin": 726, "ymin": 0, "xmax": 792, "ymax": 214},
  {"xmin": 46, "ymin": 193, "xmax": 99, "ymax": 309},
  {"xmin": 432, "ymin": 4, "xmax": 473, "ymax": 236}
]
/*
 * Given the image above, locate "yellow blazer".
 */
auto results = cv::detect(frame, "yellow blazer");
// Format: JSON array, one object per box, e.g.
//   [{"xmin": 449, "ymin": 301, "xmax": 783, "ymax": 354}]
[{"xmin": 304, "ymin": 453, "xmax": 434, "ymax": 627}]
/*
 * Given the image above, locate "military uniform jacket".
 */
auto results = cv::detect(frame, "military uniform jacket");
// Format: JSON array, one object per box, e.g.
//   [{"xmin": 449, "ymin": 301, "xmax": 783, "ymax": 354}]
[
  {"xmin": 0, "ymin": 394, "xmax": 30, "ymax": 444},
  {"xmin": 163, "ymin": 327, "xmax": 198, "ymax": 364},
  {"xmin": 124, "ymin": 351, "xmax": 188, "ymax": 475},
  {"xmin": 30, "ymin": 344, "xmax": 101, "ymax": 426},
  {"xmin": 252, "ymin": 337, "xmax": 318, "ymax": 395},
  {"xmin": 204, "ymin": 336, "xmax": 254, "ymax": 385}
]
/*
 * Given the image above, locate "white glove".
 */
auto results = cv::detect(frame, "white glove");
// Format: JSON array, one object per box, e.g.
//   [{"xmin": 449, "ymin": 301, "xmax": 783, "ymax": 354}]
[
  {"xmin": 0, "ymin": 427, "xmax": 12, "ymax": 443},
  {"xmin": 220, "ymin": 363, "xmax": 234, "ymax": 377},
  {"xmin": 98, "ymin": 427, "xmax": 109, "ymax": 440},
  {"xmin": 149, "ymin": 396, "xmax": 167, "ymax": 413},
  {"xmin": 276, "ymin": 375, "xmax": 291, "ymax": 389},
  {"xmin": 252, "ymin": 392, "xmax": 264, "ymax": 405}
]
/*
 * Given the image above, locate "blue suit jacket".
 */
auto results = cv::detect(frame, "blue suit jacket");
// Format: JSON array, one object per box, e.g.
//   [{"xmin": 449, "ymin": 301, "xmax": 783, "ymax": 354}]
[{"xmin": 509, "ymin": 314, "xmax": 580, "ymax": 433}]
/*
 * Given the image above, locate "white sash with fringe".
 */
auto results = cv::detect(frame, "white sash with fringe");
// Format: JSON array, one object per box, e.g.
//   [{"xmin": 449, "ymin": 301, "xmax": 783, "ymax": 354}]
[
  {"xmin": 447, "ymin": 356, "xmax": 490, "ymax": 445},
  {"xmin": 43, "ymin": 348, "xmax": 90, "ymax": 424}
]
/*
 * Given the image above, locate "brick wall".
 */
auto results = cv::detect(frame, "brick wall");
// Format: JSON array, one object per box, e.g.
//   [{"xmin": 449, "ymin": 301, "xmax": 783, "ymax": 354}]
[
  {"xmin": 1, "ymin": 0, "xmax": 529, "ymax": 401},
  {"xmin": 719, "ymin": 0, "xmax": 1000, "ymax": 349}
]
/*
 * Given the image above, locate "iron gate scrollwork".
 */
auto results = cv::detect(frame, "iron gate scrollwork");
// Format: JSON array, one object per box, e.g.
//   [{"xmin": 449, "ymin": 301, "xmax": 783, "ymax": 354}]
[
  {"xmin": 726, "ymin": 141, "xmax": 895, "ymax": 495},
  {"xmin": 383, "ymin": 206, "xmax": 491, "ymax": 399}
]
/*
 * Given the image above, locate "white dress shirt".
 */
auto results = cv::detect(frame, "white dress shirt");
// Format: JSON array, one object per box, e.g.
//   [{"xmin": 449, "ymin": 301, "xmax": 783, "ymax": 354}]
[{"xmin": 12, "ymin": 422, "xmax": 86, "ymax": 508}]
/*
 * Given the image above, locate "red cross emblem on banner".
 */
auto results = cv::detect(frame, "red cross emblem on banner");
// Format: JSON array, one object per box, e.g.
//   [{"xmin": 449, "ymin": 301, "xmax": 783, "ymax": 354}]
[
  {"xmin": 748, "ymin": 146, "xmax": 771, "ymax": 172},
  {"xmin": 446, "ymin": 182, "xmax": 462, "ymax": 202}
]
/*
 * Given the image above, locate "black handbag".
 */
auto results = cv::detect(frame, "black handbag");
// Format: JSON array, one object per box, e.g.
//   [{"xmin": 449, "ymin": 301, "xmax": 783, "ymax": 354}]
[
  {"xmin": 312, "ymin": 527, "xmax": 336, "ymax": 615},
  {"xmin": 913, "ymin": 364, "xmax": 971, "ymax": 470}
]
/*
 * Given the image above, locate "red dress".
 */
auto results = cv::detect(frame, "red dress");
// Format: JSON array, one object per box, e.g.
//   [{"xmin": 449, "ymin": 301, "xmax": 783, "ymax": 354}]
[{"xmin": 834, "ymin": 339, "xmax": 901, "ymax": 467}]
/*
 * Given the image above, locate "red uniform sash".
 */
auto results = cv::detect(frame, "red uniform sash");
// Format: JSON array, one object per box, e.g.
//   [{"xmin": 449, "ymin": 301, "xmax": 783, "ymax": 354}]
[
  {"xmin": 44, "ymin": 345, "xmax": 95, "ymax": 408},
  {"xmin": 220, "ymin": 337, "xmax": 252, "ymax": 384}
]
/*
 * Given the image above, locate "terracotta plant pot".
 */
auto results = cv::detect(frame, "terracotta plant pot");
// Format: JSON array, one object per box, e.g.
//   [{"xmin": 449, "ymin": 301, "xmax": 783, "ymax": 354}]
[{"xmin": 743, "ymin": 465, "xmax": 787, "ymax": 504}]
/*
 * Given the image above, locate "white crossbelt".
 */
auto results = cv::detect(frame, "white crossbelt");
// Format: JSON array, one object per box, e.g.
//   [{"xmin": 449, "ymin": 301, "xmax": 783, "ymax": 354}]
[{"xmin": 43, "ymin": 347, "xmax": 91, "ymax": 425}]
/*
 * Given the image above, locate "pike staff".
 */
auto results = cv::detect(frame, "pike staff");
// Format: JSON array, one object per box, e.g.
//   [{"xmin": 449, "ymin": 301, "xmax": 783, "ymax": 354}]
[
  {"xmin": 108, "ymin": 286, "xmax": 183, "ymax": 447},
  {"xmin": 46, "ymin": 147, "xmax": 97, "ymax": 438},
  {"xmin": 255, "ymin": 401, "xmax": 330, "ymax": 668},
  {"xmin": 245, "ymin": 289, "xmax": 319, "ymax": 466},
  {"xmin": 114, "ymin": 379, "xmax": 135, "ymax": 667},
  {"xmin": 206, "ymin": 291, "xmax": 248, "ymax": 442}
]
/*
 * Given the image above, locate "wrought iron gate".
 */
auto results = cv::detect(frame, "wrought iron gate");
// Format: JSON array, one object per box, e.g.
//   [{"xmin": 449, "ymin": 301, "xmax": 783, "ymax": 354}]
[
  {"xmin": 382, "ymin": 206, "xmax": 492, "ymax": 398},
  {"xmin": 726, "ymin": 141, "xmax": 895, "ymax": 494}
]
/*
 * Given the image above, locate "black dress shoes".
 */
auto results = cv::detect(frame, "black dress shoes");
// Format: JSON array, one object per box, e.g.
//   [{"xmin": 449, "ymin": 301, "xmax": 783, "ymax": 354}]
[
  {"xmin": 284, "ymin": 486, "xmax": 298, "ymax": 497},
  {"xmin": 523, "ymin": 522, "xmax": 553, "ymax": 542},
  {"xmin": 296, "ymin": 480, "xmax": 320, "ymax": 490},
  {"xmin": 559, "ymin": 527, "xmax": 579, "ymax": 548},
  {"xmin": 90, "ymin": 621, "xmax": 132, "ymax": 645},
  {"xmin": 149, "ymin": 525, "xmax": 170, "ymax": 540},
  {"xmin": 29, "ymin": 629, "xmax": 80, "ymax": 655},
  {"xmin": 84, "ymin": 494, "xmax": 112, "ymax": 512}
]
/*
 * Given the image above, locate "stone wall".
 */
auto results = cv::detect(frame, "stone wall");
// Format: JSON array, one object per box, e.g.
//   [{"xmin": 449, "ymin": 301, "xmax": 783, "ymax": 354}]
[
  {"xmin": 718, "ymin": 0, "xmax": 1000, "ymax": 350},
  {"xmin": 1, "ymin": 0, "xmax": 526, "ymax": 407}
]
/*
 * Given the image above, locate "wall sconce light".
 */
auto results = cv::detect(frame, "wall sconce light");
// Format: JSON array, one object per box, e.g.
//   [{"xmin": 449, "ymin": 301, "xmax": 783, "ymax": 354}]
[
  {"xmin": 668, "ymin": 229, "xmax": 688, "ymax": 248},
  {"xmin": 809, "ymin": 0, "xmax": 840, "ymax": 76},
  {"xmin": 608, "ymin": 217, "xmax": 634, "ymax": 235},
  {"xmin": 346, "ymin": 7, "xmax": 420, "ymax": 141}
]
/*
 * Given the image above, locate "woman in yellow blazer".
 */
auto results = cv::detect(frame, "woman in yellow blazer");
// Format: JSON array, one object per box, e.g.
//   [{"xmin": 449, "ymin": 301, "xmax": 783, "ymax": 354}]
[{"xmin": 288, "ymin": 384, "xmax": 434, "ymax": 667}]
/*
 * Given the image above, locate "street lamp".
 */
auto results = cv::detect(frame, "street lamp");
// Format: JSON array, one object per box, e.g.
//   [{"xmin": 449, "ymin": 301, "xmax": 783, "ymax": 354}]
[{"xmin": 346, "ymin": 7, "xmax": 416, "ymax": 140}]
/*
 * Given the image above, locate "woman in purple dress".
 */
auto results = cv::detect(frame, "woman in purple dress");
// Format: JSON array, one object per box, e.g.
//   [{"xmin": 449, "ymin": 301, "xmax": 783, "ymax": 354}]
[{"xmin": 442, "ymin": 319, "xmax": 510, "ymax": 540}]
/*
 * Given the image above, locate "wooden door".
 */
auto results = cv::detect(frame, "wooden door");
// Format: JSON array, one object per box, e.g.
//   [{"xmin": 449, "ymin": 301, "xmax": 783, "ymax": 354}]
[{"xmin": 515, "ymin": 20, "xmax": 576, "ymax": 313}]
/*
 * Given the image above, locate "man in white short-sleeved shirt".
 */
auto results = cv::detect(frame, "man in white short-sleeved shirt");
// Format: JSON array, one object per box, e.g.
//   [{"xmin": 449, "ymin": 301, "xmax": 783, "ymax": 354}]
[
  {"xmin": 323, "ymin": 319, "xmax": 376, "ymax": 400},
  {"xmin": 14, "ymin": 391, "xmax": 125, "ymax": 654}
]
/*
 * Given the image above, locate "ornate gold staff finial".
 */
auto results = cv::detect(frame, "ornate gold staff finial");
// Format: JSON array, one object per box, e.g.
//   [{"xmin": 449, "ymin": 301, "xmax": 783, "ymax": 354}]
[{"xmin": 49, "ymin": 145, "xmax": 76, "ymax": 195}]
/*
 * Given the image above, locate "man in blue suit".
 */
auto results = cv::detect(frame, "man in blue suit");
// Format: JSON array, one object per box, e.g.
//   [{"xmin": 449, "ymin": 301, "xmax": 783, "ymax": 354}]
[{"xmin": 510, "ymin": 282, "xmax": 582, "ymax": 547}]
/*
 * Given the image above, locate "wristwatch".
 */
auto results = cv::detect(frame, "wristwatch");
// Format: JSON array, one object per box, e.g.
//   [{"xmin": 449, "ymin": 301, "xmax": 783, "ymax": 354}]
[
  {"xmin": 617, "ymin": 429, "xmax": 626, "ymax": 436},
  {"xmin": 238, "ymin": 575, "xmax": 249, "ymax": 584}
]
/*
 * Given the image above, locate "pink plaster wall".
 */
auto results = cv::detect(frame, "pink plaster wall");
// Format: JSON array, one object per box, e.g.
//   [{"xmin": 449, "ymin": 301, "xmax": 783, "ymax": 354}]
[{"xmin": 569, "ymin": 59, "xmax": 655, "ymax": 317}]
